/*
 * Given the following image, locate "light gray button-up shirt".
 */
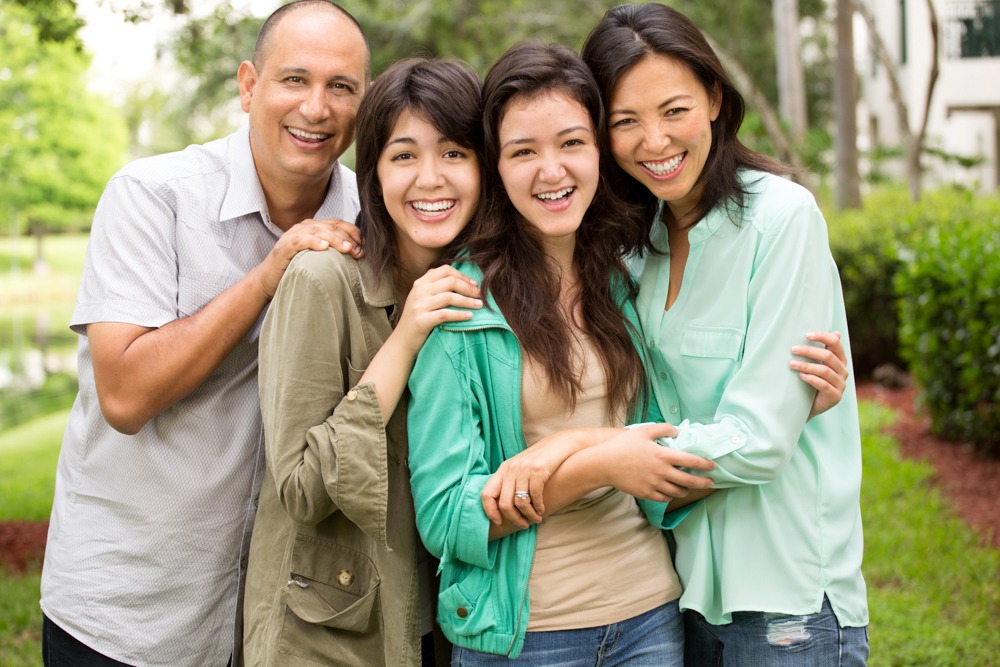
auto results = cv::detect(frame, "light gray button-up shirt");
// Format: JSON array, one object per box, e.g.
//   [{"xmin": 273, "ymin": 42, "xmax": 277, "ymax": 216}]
[{"xmin": 40, "ymin": 126, "xmax": 360, "ymax": 667}]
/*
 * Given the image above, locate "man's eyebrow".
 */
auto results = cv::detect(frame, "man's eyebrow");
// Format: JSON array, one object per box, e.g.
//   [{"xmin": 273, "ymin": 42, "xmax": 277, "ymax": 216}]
[{"xmin": 274, "ymin": 67, "xmax": 362, "ymax": 87}]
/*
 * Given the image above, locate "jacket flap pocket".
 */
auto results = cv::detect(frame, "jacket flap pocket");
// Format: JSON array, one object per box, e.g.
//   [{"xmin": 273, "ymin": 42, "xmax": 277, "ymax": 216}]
[
  {"xmin": 285, "ymin": 535, "xmax": 380, "ymax": 632},
  {"xmin": 680, "ymin": 326, "xmax": 745, "ymax": 361}
]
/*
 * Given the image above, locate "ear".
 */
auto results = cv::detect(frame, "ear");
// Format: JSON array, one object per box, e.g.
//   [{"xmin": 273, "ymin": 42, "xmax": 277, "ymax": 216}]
[
  {"xmin": 708, "ymin": 83, "xmax": 723, "ymax": 123},
  {"xmin": 237, "ymin": 60, "xmax": 258, "ymax": 114}
]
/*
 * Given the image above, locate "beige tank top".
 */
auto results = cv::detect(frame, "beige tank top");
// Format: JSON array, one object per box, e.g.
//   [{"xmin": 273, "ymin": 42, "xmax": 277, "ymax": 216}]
[{"xmin": 521, "ymin": 335, "xmax": 681, "ymax": 631}]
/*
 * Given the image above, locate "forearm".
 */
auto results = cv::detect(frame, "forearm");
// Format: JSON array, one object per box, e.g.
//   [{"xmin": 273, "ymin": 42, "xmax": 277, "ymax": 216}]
[
  {"xmin": 90, "ymin": 265, "xmax": 271, "ymax": 434},
  {"xmin": 487, "ymin": 444, "xmax": 609, "ymax": 540},
  {"xmin": 358, "ymin": 325, "xmax": 422, "ymax": 422}
]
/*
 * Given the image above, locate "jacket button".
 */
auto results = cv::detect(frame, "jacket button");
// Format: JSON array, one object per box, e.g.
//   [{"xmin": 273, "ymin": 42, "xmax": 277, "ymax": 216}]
[
  {"xmin": 456, "ymin": 607, "xmax": 469, "ymax": 618},
  {"xmin": 337, "ymin": 570, "xmax": 355, "ymax": 587},
  {"xmin": 346, "ymin": 389, "xmax": 358, "ymax": 401}
]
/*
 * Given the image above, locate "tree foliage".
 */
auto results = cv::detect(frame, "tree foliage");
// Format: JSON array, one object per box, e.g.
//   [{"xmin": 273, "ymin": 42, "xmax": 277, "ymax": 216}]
[{"xmin": 0, "ymin": 1, "xmax": 128, "ymax": 234}]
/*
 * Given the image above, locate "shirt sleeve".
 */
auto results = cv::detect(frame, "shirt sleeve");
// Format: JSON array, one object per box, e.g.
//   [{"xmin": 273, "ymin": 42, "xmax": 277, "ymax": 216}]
[
  {"xmin": 258, "ymin": 253, "xmax": 393, "ymax": 545},
  {"xmin": 661, "ymin": 196, "xmax": 835, "ymax": 486},
  {"xmin": 407, "ymin": 332, "xmax": 498, "ymax": 571},
  {"xmin": 72, "ymin": 175, "xmax": 182, "ymax": 333}
]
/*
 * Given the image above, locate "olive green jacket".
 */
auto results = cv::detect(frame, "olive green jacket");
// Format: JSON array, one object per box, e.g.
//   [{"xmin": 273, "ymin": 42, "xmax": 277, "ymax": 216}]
[{"xmin": 244, "ymin": 249, "xmax": 446, "ymax": 666}]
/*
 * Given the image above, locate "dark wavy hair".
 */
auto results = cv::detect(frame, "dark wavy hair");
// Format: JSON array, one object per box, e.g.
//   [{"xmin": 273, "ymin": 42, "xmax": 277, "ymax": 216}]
[
  {"xmin": 469, "ymin": 41, "xmax": 648, "ymax": 419},
  {"xmin": 354, "ymin": 57, "xmax": 484, "ymax": 282},
  {"xmin": 581, "ymin": 2, "xmax": 786, "ymax": 228}
]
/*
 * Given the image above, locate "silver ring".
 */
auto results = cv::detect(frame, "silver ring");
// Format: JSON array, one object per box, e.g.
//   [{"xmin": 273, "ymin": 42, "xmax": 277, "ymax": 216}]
[{"xmin": 514, "ymin": 490, "xmax": 531, "ymax": 502}]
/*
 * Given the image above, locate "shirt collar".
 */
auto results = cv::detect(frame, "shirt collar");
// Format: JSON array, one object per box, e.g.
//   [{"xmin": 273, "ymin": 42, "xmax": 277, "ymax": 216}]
[
  {"xmin": 220, "ymin": 127, "xmax": 268, "ymax": 223},
  {"xmin": 219, "ymin": 127, "xmax": 360, "ymax": 226}
]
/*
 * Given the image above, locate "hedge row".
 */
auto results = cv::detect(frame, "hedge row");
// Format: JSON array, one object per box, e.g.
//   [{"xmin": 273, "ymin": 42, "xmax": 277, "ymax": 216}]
[{"xmin": 826, "ymin": 187, "xmax": 1000, "ymax": 452}]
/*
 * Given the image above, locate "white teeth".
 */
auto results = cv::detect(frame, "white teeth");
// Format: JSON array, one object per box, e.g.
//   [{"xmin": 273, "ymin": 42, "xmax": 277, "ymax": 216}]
[
  {"xmin": 536, "ymin": 187, "xmax": 573, "ymax": 201},
  {"xmin": 411, "ymin": 200, "xmax": 456, "ymax": 213},
  {"xmin": 642, "ymin": 153, "xmax": 685, "ymax": 175},
  {"xmin": 288, "ymin": 127, "xmax": 330, "ymax": 140}
]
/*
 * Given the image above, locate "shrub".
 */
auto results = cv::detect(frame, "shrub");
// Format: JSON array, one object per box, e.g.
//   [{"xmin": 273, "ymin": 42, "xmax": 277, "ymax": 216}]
[
  {"xmin": 895, "ymin": 191, "xmax": 1000, "ymax": 453},
  {"xmin": 826, "ymin": 187, "xmax": 916, "ymax": 376}
]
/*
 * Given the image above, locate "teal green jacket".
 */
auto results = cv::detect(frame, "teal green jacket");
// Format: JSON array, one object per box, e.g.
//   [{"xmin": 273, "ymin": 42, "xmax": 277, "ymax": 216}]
[{"xmin": 406, "ymin": 261, "xmax": 682, "ymax": 658}]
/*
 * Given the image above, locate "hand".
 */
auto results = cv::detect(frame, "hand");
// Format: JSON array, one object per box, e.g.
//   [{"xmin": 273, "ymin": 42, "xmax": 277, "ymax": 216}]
[
  {"xmin": 394, "ymin": 266, "xmax": 482, "ymax": 352},
  {"xmin": 254, "ymin": 218, "xmax": 363, "ymax": 300},
  {"xmin": 481, "ymin": 428, "xmax": 617, "ymax": 527},
  {"xmin": 792, "ymin": 331, "xmax": 849, "ymax": 419},
  {"xmin": 598, "ymin": 423, "xmax": 715, "ymax": 503}
]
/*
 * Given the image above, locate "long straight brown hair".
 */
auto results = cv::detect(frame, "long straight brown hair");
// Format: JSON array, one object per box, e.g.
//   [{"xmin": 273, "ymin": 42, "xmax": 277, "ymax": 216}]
[{"xmin": 469, "ymin": 41, "xmax": 650, "ymax": 419}]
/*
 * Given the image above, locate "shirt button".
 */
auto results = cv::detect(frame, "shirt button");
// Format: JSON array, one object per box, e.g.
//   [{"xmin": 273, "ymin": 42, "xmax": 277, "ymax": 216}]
[
  {"xmin": 346, "ymin": 389, "xmax": 358, "ymax": 401},
  {"xmin": 669, "ymin": 406, "xmax": 678, "ymax": 414},
  {"xmin": 337, "ymin": 570, "xmax": 355, "ymax": 587},
  {"xmin": 456, "ymin": 607, "xmax": 469, "ymax": 618},
  {"xmin": 731, "ymin": 435, "xmax": 742, "ymax": 444},
  {"xmin": 659, "ymin": 372, "xmax": 668, "ymax": 381}
]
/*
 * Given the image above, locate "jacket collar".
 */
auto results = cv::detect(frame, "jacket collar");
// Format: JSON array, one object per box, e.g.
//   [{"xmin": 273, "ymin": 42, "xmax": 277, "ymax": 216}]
[
  {"xmin": 440, "ymin": 259, "xmax": 512, "ymax": 332},
  {"xmin": 356, "ymin": 257, "xmax": 397, "ymax": 310}
]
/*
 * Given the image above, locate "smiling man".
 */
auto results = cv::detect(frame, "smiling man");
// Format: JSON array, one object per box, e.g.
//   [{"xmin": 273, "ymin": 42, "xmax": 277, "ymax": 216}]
[{"xmin": 39, "ymin": 3, "xmax": 369, "ymax": 666}]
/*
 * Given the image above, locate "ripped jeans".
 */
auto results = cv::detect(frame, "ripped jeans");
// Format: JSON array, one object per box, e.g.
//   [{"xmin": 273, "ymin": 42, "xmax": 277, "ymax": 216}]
[{"xmin": 683, "ymin": 596, "xmax": 869, "ymax": 667}]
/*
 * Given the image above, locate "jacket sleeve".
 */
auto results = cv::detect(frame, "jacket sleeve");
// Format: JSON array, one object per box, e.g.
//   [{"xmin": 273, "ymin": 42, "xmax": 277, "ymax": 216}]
[
  {"xmin": 259, "ymin": 252, "xmax": 392, "ymax": 544},
  {"xmin": 659, "ymin": 195, "xmax": 836, "ymax": 487},
  {"xmin": 407, "ymin": 330, "xmax": 498, "ymax": 571}
]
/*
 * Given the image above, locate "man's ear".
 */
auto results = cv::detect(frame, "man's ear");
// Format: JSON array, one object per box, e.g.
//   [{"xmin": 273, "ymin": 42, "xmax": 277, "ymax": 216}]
[{"xmin": 237, "ymin": 60, "xmax": 258, "ymax": 113}]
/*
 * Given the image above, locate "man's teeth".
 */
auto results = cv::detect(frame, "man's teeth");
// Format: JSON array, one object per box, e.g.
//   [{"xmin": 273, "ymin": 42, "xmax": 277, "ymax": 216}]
[
  {"xmin": 412, "ymin": 200, "xmax": 456, "ymax": 213},
  {"xmin": 642, "ymin": 153, "xmax": 685, "ymax": 175},
  {"xmin": 536, "ymin": 187, "xmax": 573, "ymax": 201},
  {"xmin": 288, "ymin": 127, "xmax": 330, "ymax": 140}
]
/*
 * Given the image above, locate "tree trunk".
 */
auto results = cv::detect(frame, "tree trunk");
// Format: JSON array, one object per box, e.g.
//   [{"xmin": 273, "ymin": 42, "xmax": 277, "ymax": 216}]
[
  {"xmin": 31, "ymin": 220, "xmax": 49, "ymax": 276},
  {"xmin": 834, "ymin": 0, "xmax": 862, "ymax": 209},
  {"xmin": 773, "ymin": 0, "xmax": 808, "ymax": 143}
]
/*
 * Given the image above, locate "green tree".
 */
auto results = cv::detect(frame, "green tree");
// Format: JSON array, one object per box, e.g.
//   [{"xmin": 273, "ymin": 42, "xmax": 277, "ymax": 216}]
[{"xmin": 0, "ymin": 1, "xmax": 128, "ymax": 267}]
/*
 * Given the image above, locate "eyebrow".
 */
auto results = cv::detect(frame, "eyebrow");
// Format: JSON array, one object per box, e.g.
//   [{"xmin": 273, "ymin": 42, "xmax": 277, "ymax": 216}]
[
  {"xmin": 384, "ymin": 135, "xmax": 452, "ymax": 148},
  {"xmin": 500, "ymin": 125, "xmax": 590, "ymax": 151},
  {"xmin": 275, "ymin": 66, "xmax": 362, "ymax": 89},
  {"xmin": 609, "ymin": 94, "xmax": 694, "ymax": 116}
]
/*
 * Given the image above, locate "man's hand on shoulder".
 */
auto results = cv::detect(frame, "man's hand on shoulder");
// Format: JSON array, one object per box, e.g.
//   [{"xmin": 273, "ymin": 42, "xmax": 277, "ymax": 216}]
[{"xmin": 255, "ymin": 218, "xmax": 363, "ymax": 300}]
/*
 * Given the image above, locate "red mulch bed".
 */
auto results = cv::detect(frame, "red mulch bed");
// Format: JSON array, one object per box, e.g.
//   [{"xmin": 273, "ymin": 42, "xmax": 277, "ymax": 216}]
[
  {"xmin": 0, "ymin": 520, "xmax": 48, "ymax": 573},
  {"xmin": 1, "ymin": 383, "xmax": 998, "ymax": 573},
  {"xmin": 857, "ymin": 382, "xmax": 1000, "ymax": 549}
]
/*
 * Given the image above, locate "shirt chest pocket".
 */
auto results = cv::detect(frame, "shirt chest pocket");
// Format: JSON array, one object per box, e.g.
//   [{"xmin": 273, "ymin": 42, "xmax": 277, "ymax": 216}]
[
  {"xmin": 177, "ymin": 268, "xmax": 240, "ymax": 318},
  {"xmin": 679, "ymin": 326, "xmax": 745, "ymax": 398}
]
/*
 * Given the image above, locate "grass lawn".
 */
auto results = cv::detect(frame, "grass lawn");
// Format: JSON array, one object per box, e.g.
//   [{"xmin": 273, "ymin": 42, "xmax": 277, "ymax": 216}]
[
  {"xmin": 0, "ymin": 411, "xmax": 67, "ymax": 522},
  {"xmin": 0, "ymin": 234, "xmax": 89, "ymax": 311},
  {"xmin": 0, "ymin": 402, "xmax": 998, "ymax": 665}
]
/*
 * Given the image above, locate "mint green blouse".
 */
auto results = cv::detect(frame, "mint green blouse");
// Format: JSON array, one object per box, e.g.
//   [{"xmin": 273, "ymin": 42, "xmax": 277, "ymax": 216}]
[{"xmin": 638, "ymin": 171, "xmax": 868, "ymax": 627}]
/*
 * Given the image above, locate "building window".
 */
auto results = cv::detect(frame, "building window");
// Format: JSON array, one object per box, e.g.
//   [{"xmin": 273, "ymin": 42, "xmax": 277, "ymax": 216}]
[{"xmin": 945, "ymin": 0, "xmax": 1000, "ymax": 58}]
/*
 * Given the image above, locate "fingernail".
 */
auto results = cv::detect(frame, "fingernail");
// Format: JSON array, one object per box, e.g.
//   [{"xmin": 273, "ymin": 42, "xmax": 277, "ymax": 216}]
[
  {"xmin": 318, "ymin": 240, "xmax": 329, "ymax": 248},
  {"xmin": 791, "ymin": 345, "xmax": 803, "ymax": 353},
  {"xmin": 341, "ymin": 240, "xmax": 351, "ymax": 249}
]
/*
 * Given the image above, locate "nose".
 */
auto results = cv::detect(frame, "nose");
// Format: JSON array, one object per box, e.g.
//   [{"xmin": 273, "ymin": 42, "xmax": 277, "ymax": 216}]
[
  {"xmin": 415, "ymin": 156, "xmax": 446, "ymax": 189},
  {"xmin": 538, "ymin": 151, "xmax": 567, "ymax": 183},
  {"xmin": 299, "ymin": 84, "xmax": 330, "ymax": 124},
  {"xmin": 641, "ymin": 122, "xmax": 670, "ymax": 154}
]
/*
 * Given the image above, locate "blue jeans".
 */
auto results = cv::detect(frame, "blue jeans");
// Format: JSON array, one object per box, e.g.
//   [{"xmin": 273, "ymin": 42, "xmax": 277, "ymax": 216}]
[
  {"xmin": 684, "ymin": 596, "xmax": 869, "ymax": 667},
  {"xmin": 452, "ymin": 601, "xmax": 683, "ymax": 666}
]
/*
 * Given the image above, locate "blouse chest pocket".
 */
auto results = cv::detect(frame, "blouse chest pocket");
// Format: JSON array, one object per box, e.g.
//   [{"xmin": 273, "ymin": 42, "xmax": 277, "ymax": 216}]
[
  {"xmin": 680, "ymin": 326, "xmax": 745, "ymax": 361},
  {"xmin": 679, "ymin": 326, "xmax": 745, "ymax": 400}
]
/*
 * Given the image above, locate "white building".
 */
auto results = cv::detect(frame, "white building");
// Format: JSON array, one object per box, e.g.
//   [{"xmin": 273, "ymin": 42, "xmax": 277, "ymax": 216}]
[{"xmin": 858, "ymin": 0, "xmax": 1000, "ymax": 193}]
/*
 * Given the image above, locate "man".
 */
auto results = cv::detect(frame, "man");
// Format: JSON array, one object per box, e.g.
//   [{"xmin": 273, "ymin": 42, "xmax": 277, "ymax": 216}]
[{"xmin": 39, "ymin": 3, "xmax": 369, "ymax": 665}]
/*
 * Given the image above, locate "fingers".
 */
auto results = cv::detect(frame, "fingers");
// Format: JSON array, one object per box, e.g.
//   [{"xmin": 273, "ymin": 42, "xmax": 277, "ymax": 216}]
[{"xmin": 481, "ymin": 475, "xmax": 503, "ymax": 525}]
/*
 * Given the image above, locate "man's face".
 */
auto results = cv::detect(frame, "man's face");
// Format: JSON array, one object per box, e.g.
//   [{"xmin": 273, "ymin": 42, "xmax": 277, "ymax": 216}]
[{"xmin": 238, "ymin": 7, "xmax": 368, "ymax": 191}]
